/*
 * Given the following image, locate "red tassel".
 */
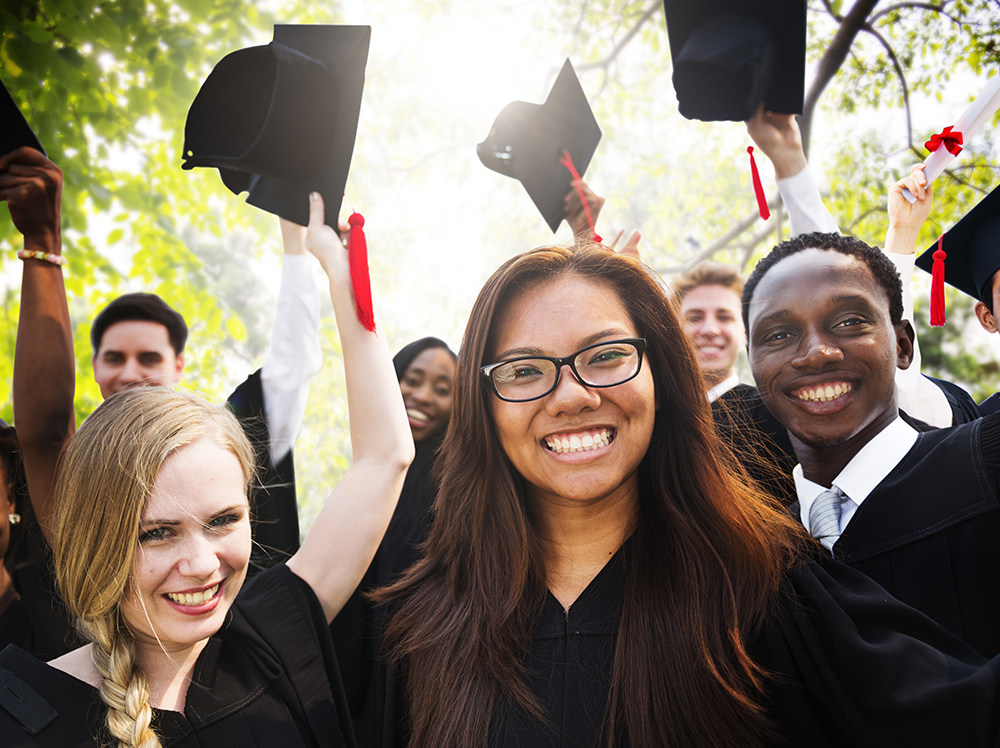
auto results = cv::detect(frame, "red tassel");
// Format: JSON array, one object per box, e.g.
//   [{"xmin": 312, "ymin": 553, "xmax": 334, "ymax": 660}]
[
  {"xmin": 559, "ymin": 150, "xmax": 601, "ymax": 243},
  {"xmin": 347, "ymin": 212, "xmax": 376, "ymax": 332},
  {"xmin": 930, "ymin": 235, "xmax": 947, "ymax": 327},
  {"xmin": 748, "ymin": 146, "xmax": 770, "ymax": 221}
]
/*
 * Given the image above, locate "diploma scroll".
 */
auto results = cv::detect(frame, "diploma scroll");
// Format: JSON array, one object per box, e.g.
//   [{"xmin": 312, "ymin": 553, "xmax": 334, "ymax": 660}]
[{"xmin": 903, "ymin": 76, "xmax": 1000, "ymax": 203}]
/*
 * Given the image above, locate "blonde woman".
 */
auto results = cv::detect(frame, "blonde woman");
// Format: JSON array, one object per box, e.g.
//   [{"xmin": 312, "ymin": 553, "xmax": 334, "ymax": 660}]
[{"xmin": 0, "ymin": 193, "xmax": 413, "ymax": 747}]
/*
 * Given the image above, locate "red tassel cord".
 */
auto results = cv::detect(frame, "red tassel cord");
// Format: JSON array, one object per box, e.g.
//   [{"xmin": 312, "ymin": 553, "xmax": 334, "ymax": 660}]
[
  {"xmin": 930, "ymin": 235, "xmax": 947, "ymax": 327},
  {"xmin": 925, "ymin": 125, "xmax": 964, "ymax": 156},
  {"xmin": 347, "ymin": 212, "xmax": 376, "ymax": 332},
  {"xmin": 559, "ymin": 150, "xmax": 602, "ymax": 243},
  {"xmin": 748, "ymin": 146, "xmax": 770, "ymax": 221}
]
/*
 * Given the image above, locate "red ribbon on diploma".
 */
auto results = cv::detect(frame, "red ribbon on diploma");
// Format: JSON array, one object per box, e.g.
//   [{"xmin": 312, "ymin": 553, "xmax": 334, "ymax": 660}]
[{"xmin": 925, "ymin": 126, "xmax": 964, "ymax": 156}]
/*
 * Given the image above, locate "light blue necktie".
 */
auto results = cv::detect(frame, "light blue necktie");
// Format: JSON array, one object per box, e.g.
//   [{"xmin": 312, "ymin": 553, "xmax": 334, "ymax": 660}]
[{"xmin": 809, "ymin": 485, "xmax": 847, "ymax": 552}]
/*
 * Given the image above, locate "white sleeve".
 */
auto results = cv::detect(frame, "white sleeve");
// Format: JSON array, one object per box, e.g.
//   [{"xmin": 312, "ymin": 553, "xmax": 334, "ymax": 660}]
[
  {"xmin": 776, "ymin": 166, "xmax": 840, "ymax": 237},
  {"xmin": 260, "ymin": 254, "xmax": 323, "ymax": 465},
  {"xmin": 887, "ymin": 252, "xmax": 953, "ymax": 427}
]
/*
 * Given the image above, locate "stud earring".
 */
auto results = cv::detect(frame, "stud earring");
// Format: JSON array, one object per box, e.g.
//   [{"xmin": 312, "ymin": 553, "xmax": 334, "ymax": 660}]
[{"xmin": 8, "ymin": 513, "xmax": 20, "ymax": 525}]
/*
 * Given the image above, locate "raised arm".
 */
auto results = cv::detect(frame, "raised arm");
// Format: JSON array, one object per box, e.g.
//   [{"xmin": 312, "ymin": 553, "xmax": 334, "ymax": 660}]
[
  {"xmin": 286, "ymin": 193, "xmax": 414, "ymax": 623},
  {"xmin": 1, "ymin": 147, "xmax": 74, "ymax": 543},
  {"xmin": 745, "ymin": 104, "xmax": 839, "ymax": 236},
  {"xmin": 259, "ymin": 218, "xmax": 323, "ymax": 466},
  {"xmin": 883, "ymin": 164, "xmax": 958, "ymax": 427}
]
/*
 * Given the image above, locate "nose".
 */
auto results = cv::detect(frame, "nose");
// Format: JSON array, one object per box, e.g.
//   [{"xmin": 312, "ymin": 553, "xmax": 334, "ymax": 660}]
[
  {"xmin": 176, "ymin": 533, "xmax": 222, "ymax": 581},
  {"xmin": 792, "ymin": 330, "xmax": 844, "ymax": 370},
  {"xmin": 544, "ymin": 363, "xmax": 602, "ymax": 416},
  {"xmin": 410, "ymin": 381, "xmax": 433, "ymax": 405},
  {"xmin": 697, "ymin": 316, "xmax": 722, "ymax": 337},
  {"xmin": 119, "ymin": 357, "xmax": 144, "ymax": 384}
]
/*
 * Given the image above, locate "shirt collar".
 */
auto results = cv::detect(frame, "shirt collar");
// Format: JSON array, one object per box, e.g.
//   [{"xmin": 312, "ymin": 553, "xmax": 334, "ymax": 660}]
[
  {"xmin": 706, "ymin": 373, "xmax": 741, "ymax": 403},
  {"xmin": 794, "ymin": 415, "xmax": 918, "ymax": 529}
]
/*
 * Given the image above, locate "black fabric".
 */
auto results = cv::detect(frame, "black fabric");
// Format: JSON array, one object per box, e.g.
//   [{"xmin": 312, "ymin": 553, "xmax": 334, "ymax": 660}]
[
  {"xmin": 979, "ymin": 392, "xmax": 1000, "ymax": 417},
  {"xmin": 369, "ymin": 544, "xmax": 1000, "ymax": 748},
  {"xmin": 331, "ymin": 431, "xmax": 443, "ymax": 730},
  {"xmin": 0, "ymin": 565, "xmax": 355, "ymax": 748},
  {"xmin": 925, "ymin": 374, "xmax": 982, "ymax": 424},
  {"xmin": 831, "ymin": 410, "xmax": 1000, "ymax": 657},
  {"xmin": 711, "ymin": 383, "xmax": 797, "ymax": 505},
  {"xmin": 227, "ymin": 368, "xmax": 301, "ymax": 574},
  {"xmin": 2, "ymin": 519, "xmax": 77, "ymax": 660}
]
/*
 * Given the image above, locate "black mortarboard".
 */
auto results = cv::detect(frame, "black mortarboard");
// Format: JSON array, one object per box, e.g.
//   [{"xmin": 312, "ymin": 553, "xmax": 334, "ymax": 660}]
[
  {"xmin": 663, "ymin": 0, "xmax": 807, "ymax": 122},
  {"xmin": 916, "ymin": 184, "xmax": 1000, "ymax": 305},
  {"xmin": 1, "ymin": 79, "xmax": 45, "ymax": 157},
  {"xmin": 477, "ymin": 59, "xmax": 602, "ymax": 233},
  {"xmin": 182, "ymin": 25, "xmax": 370, "ymax": 226}
]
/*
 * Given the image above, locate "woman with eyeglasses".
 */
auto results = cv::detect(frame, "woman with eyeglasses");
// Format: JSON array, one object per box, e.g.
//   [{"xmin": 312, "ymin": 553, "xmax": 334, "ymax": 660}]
[{"xmin": 369, "ymin": 242, "xmax": 1000, "ymax": 748}]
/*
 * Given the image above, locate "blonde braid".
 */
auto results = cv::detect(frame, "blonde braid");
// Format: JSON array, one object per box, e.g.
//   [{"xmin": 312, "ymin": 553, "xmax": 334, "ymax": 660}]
[{"xmin": 86, "ymin": 617, "xmax": 160, "ymax": 748}]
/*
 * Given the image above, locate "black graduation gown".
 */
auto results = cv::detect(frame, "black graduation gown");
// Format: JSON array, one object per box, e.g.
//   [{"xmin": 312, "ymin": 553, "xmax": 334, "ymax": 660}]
[
  {"xmin": 369, "ymin": 543, "xmax": 1000, "ymax": 748},
  {"xmin": 0, "ymin": 565, "xmax": 355, "ymax": 748},
  {"xmin": 925, "ymin": 374, "xmax": 981, "ymax": 424},
  {"xmin": 227, "ymin": 369, "xmax": 301, "ymax": 574},
  {"xmin": 332, "ymin": 432, "xmax": 443, "ymax": 728},
  {"xmin": 712, "ymin": 384, "xmax": 798, "ymax": 504},
  {"xmin": 829, "ymin": 409, "xmax": 1000, "ymax": 657},
  {"xmin": 2, "ymin": 513, "xmax": 78, "ymax": 660}
]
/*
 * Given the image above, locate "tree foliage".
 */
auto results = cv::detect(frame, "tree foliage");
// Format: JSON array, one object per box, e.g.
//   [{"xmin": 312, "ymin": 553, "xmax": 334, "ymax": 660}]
[{"xmin": 2, "ymin": 0, "xmax": 999, "ymax": 525}]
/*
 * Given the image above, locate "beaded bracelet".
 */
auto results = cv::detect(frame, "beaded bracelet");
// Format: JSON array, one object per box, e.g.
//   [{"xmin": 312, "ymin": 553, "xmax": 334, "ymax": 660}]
[{"xmin": 16, "ymin": 249, "xmax": 67, "ymax": 267}]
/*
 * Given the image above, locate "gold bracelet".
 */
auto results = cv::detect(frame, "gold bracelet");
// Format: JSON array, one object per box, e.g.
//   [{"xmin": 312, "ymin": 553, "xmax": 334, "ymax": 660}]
[{"xmin": 16, "ymin": 249, "xmax": 66, "ymax": 267}]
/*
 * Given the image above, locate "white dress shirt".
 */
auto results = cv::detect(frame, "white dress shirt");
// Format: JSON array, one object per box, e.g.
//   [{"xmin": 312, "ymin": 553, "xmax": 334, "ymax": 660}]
[
  {"xmin": 707, "ymin": 373, "xmax": 741, "ymax": 403},
  {"xmin": 793, "ymin": 416, "xmax": 919, "ymax": 535},
  {"xmin": 260, "ymin": 254, "xmax": 323, "ymax": 465}
]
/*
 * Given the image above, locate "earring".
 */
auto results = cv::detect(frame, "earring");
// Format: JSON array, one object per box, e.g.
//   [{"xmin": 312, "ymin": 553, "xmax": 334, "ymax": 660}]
[{"xmin": 8, "ymin": 513, "xmax": 20, "ymax": 525}]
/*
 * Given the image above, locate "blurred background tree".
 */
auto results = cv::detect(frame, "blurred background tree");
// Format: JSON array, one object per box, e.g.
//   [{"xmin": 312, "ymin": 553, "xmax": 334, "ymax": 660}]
[{"xmin": 2, "ymin": 0, "xmax": 998, "ymax": 528}]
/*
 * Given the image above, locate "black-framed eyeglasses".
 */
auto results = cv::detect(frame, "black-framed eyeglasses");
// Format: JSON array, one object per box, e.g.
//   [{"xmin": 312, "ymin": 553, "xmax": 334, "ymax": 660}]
[{"xmin": 481, "ymin": 338, "xmax": 647, "ymax": 403}]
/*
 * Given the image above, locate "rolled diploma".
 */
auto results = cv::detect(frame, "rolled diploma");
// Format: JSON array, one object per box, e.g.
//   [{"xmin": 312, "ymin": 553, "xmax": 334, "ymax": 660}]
[{"xmin": 903, "ymin": 76, "xmax": 1000, "ymax": 203}]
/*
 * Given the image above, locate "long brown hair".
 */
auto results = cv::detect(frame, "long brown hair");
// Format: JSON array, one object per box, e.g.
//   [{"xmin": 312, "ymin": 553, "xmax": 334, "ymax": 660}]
[{"xmin": 377, "ymin": 244, "xmax": 807, "ymax": 747}]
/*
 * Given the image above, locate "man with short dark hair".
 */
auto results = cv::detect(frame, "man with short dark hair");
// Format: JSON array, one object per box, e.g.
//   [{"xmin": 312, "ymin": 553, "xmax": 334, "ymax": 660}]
[{"xmin": 745, "ymin": 227, "xmax": 1000, "ymax": 657}]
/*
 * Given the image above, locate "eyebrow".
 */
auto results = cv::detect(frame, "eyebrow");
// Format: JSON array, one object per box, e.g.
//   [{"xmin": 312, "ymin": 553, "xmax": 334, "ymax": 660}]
[
  {"xmin": 754, "ymin": 294, "xmax": 877, "ymax": 325},
  {"xmin": 140, "ymin": 503, "xmax": 247, "ymax": 527},
  {"xmin": 495, "ymin": 328, "xmax": 632, "ymax": 360}
]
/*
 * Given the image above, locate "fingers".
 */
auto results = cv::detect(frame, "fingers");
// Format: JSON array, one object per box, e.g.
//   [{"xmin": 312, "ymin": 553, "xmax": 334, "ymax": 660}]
[
  {"xmin": 308, "ymin": 191, "xmax": 326, "ymax": 229},
  {"xmin": 0, "ymin": 146, "xmax": 49, "ymax": 172}
]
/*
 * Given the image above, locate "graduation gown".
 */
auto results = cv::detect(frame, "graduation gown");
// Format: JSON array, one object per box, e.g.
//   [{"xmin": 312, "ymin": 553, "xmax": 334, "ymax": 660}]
[
  {"xmin": 831, "ymin": 409, "xmax": 1000, "ymax": 657},
  {"xmin": 332, "ymin": 431, "xmax": 443, "ymax": 726},
  {"xmin": 369, "ymin": 542, "xmax": 1000, "ymax": 748},
  {"xmin": 227, "ymin": 369, "xmax": 301, "ymax": 574},
  {"xmin": 0, "ymin": 566, "xmax": 354, "ymax": 748}
]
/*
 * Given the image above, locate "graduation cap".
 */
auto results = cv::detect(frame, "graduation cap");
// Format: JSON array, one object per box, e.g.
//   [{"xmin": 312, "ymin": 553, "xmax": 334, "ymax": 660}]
[
  {"xmin": 915, "ymin": 184, "xmax": 1000, "ymax": 324},
  {"xmin": 477, "ymin": 59, "xmax": 602, "ymax": 233},
  {"xmin": 182, "ymin": 25, "xmax": 370, "ymax": 227},
  {"xmin": 1, "ymin": 79, "xmax": 46, "ymax": 157},
  {"xmin": 663, "ymin": 0, "xmax": 807, "ymax": 122}
]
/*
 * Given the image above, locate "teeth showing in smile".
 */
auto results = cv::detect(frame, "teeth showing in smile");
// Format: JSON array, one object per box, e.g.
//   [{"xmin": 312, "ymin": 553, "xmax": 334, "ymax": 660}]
[
  {"xmin": 796, "ymin": 383, "xmax": 853, "ymax": 402},
  {"xmin": 545, "ymin": 429, "xmax": 613, "ymax": 454},
  {"xmin": 406, "ymin": 408, "xmax": 429, "ymax": 424},
  {"xmin": 166, "ymin": 583, "xmax": 219, "ymax": 606}
]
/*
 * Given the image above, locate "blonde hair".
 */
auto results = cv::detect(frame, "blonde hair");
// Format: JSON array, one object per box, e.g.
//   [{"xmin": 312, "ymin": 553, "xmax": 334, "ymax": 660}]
[
  {"xmin": 670, "ymin": 260, "xmax": 746, "ymax": 302},
  {"xmin": 53, "ymin": 388, "xmax": 254, "ymax": 748}
]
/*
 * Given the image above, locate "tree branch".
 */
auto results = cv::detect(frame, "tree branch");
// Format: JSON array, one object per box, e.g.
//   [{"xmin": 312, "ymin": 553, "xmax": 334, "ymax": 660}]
[
  {"xmin": 860, "ymin": 24, "xmax": 913, "ymax": 150},
  {"xmin": 800, "ymin": 0, "xmax": 882, "ymax": 154},
  {"xmin": 576, "ymin": 2, "xmax": 661, "ymax": 73},
  {"xmin": 869, "ymin": 1, "xmax": 961, "ymax": 25}
]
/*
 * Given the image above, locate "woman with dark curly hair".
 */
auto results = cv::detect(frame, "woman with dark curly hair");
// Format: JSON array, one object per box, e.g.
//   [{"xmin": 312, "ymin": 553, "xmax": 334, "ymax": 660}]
[{"xmin": 371, "ymin": 242, "xmax": 1000, "ymax": 748}]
